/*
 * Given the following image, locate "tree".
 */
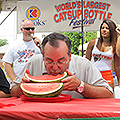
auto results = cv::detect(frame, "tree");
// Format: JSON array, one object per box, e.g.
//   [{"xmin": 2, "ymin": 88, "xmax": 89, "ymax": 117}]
[
  {"xmin": 62, "ymin": 31, "xmax": 97, "ymax": 56},
  {"xmin": 85, "ymin": 31, "xmax": 97, "ymax": 43},
  {"xmin": 62, "ymin": 32, "xmax": 81, "ymax": 55}
]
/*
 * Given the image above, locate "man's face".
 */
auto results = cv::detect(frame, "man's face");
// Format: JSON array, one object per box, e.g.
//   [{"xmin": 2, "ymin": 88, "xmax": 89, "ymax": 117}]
[
  {"xmin": 43, "ymin": 40, "xmax": 71, "ymax": 75},
  {"xmin": 21, "ymin": 20, "xmax": 35, "ymax": 41}
]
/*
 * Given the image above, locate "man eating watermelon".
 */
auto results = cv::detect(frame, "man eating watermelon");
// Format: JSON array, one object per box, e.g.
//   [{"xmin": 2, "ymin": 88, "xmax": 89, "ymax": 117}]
[{"xmin": 10, "ymin": 32, "xmax": 114, "ymax": 98}]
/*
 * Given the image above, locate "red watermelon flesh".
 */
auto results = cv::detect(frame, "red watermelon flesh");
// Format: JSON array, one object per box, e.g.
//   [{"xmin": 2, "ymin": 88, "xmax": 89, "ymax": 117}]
[
  {"xmin": 25, "ymin": 69, "xmax": 67, "ymax": 83},
  {"xmin": 21, "ymin": 83, "xmax": 61, "ymax": 93},
  {"xmin": 20, "ymin": 83, "xmax": 63, "ymax": 98}
]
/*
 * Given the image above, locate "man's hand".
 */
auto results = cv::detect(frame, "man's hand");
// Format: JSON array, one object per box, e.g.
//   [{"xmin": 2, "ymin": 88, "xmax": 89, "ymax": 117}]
[
  {"xmin": 21, "ymin": 76, "xmax": 30, "ymax": 83},
  {"xmin": 33, "ymin": 37, "xmax": 42, "ymax": 50},
  {"xmin": 61, "ymin": 69, "xmax": 81, "ymax": 91},
  {"xmin": 11, "ymin": 76, "xmax": 30, "ymax": 97},
  {"xmin": 116, "ymin": 24, "xmax": 120, "ymax": 34}
]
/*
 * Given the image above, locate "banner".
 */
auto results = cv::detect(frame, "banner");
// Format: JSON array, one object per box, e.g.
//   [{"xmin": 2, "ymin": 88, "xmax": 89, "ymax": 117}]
[{"xmin": 17, "ymin": 0, "xmax": 120, "ymax": 33}]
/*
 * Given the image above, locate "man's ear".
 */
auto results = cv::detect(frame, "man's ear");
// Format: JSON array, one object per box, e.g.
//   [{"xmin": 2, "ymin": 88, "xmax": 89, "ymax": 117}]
[
  {"xmin": 20, "ymin": 27, "xmax": 23, "ymax": 32},
  {"xmin": 69, "ymin": 51, "xmax": 72, "ymax": 62}
]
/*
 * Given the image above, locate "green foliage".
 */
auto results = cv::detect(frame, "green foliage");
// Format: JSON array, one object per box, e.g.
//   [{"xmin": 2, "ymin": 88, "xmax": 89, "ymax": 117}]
[
  {"xmin": 85, "ymin": 31, "xmax": 97, "ymax": 43},
  {"xmin": 62, "ymin": 32, "xmax": 81, "ymax": 55},
  {"xmin": 0, "ymin": 39, "xmax": 8, "ymax": 47},
  {"xmin": 62, "ymin": 31, "xmax": 97, "ymax": 56}
]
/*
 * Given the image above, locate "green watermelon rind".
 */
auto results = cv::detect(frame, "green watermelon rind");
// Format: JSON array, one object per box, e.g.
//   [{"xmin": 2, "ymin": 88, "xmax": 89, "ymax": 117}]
[
  {"xmin": 20, "ymin": 83, "xmax": 63, "ymax": 98},
  {"xmin": 23, "ymin": 87, "xmax": 63, "ymax": 98},
  {"xmin": 25, "ymin": 72, "xmax": 67, "ymax": 83}
]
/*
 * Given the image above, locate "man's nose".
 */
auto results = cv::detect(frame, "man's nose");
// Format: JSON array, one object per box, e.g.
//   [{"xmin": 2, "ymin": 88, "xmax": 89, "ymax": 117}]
[
  {"xmin": 52, "ymin": 64, "xmax": 59, "ymax": 71},
  {"xmin": 29, "ymin": 29, "xmax": 33, "ymax": 32}
]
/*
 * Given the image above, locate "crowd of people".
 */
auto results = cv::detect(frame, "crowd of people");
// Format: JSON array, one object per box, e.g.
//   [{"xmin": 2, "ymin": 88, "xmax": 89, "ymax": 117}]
[{"xmin": 0, "ymin": 19, "xmax": 120, "ymax": 98}]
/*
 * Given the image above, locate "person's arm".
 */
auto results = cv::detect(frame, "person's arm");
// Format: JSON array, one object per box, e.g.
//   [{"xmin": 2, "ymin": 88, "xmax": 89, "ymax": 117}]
[
  {"xmin": 11, "ymin": 54, "xmax": 42, "ymax": 97},
  {"xmin": 86, "ymin": 39, "xmax": 95, "ymax": 60},
  {"xmin": 81, "ymin": 82, "xmax": 113, "ymax": 98},
  {"xmin": 0, "ymin": 67, "xmax": 11, "ymax": 98},
  {"xmin": 116, "ymin": 34, "xmax": 120, "ymax": 57},
  {"xmin": 11, "ymin": 84, "xmax": 23, "ymax": 97},
  {"xmin": 33, "ymin": 37, "xmax": 42, "ymax": 51},
  {"xmin": 4, "ymin": 62, "xmax": 16, "ymax": 81},
  {"xmin": 11, "ymin": 76, "xmax": 30, "ymax": 97},
  {"xmin": 61, "ymin": 70, "xmax": 114, "ymax": 98},
  {"xmin": 114, "ymin": 54, "xmax": 120, "ymax": 85},
  {"xmin": 0, "ymin": 91, "xmax": 10, "ymax": 98}
]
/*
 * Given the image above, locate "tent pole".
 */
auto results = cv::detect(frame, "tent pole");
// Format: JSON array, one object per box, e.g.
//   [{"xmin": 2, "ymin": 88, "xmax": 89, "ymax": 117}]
[
  {"xmin": 81, "ymin": 0, "xmax": 84, "ymax": 57},
  {"xmin": 0, "ymin": 6, "xmax": 17, "ymax": 25}
]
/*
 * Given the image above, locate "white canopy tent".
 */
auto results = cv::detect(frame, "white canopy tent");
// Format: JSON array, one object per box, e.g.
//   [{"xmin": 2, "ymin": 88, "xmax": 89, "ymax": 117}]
[
  {"xmin": 0, "ymin": 0, "xmax": 120, "ymax": 55},
  {"xmin": 79, "ymin": 42, "xmax": 89, "ymax": 51},
  {"xmin": 16, "ymin": 0, "xmax": 120, "ymax": 33},
  {"xmin": 0, "ymin": 44, "xmax": 9, "ymax": 54}
]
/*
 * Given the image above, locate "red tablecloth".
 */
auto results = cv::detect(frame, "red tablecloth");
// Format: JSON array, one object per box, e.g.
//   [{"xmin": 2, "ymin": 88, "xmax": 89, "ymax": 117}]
[{"xmin": 0, "ymin": 96, "xmax": 120, "ymax": 120}]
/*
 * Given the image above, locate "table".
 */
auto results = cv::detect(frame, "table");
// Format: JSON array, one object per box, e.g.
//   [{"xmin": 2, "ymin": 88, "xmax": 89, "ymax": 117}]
[{"xmin": 0, "ymin": 96, "xmax": 120, "ymax": 120}]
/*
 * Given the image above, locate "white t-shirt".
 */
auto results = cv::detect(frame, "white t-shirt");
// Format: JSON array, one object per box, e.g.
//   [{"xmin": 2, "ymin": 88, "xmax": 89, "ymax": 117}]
[
  {"xmin": 12, "ymin": 54, "xmax": 113, "ymax": 98},
  {"xmin": 3, "ymin": 40, "xmax": 41, "ymax": 77}
]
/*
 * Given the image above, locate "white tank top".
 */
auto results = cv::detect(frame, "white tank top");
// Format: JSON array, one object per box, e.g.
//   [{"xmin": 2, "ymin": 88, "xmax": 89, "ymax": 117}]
[{"xmin": 91, "ymin": 38, "xmax": 114, "ymax": 71}]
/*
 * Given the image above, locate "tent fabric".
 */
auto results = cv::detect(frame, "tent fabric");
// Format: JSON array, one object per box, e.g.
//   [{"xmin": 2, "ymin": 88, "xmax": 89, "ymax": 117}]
[
  {"xmin": 0, "ymin": 44, "xmax": 9, "ymax": 54},
  {"xmin": 0, "ymin": 97, "xmax": 120, "ymax": 119},
  {"xmin": 17, "ymin": 0, "xmax": 120, "ymax": 33},
  {"xmin": 79, "ymin": 43, "xmax": 89, "ymax": 51}
]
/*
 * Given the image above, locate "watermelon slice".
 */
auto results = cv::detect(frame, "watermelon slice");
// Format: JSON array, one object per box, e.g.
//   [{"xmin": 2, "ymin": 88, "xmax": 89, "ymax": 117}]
[
  {"xmin": 25, "ymin": 69, "xmax": 67, "ymax": 83},
  {"xmin": 20, "ymin": 83, "xmax": 63, "ymax": 98}
]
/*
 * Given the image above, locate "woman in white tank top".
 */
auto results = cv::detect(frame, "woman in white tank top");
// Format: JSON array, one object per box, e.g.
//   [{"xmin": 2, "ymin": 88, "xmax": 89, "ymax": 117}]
[{"xmin": 86, "ymin": 20, "xmax": 117, "ymax": 89}]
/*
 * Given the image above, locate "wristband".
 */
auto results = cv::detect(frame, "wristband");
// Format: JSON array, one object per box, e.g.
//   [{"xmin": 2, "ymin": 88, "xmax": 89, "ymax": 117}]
[{"xmin": 76, "ymin": 80, "xmax": 84, "ymax": 93}]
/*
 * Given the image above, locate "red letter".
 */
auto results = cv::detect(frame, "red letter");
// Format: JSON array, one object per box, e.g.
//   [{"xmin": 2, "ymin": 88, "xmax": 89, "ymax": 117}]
[
  {"xmin": 107, "ymin": 12, "xmax": 112, "ymax": 19},
  {"xmin": 77, "ymin": 10, "xmax": 82, "ymax": 19},
  {"xmin": 94, "ymin": 2, "xmax": 98, "ymax": 9},
  {"xmin": 99, "ymin": 11, "xmax": 104, "ymax": 20},
  {"xmin": 102, "ymin": 3, "xmax": 106, "ymax": 10},
  {"xmin": 65, "ymin": 3, "xmax": 69, "ymax": 10},
  {"xmin": 59, "ymin": 13, "xmax": 64, "ymax": 22},
  {"xmin": 94, "ymin": 10, "xmax": 99, "ymax": 18},
  {"xmin": 89, "ymin": 9, "xmax": 94, "ymax": 18},
  {"xmin": 54, "ymin": 14, "xmax": 59, "ymax": 23},
  {"xmin": 60, "ymin": 4, "xmax": 65, "ymax": 11},
  {"xmin": 106, "ymin": 3, "xmax": 111, "ymax": 11},
  {"xmin": 62, "ymin": 12, "xmax": 67, "ymax": 20},
  {"xmin": 86, "ymin": 1, "xmax": 91, "ymax": 8},
  {"xmin": 103, "ymin": 12, "xmax": 107, "ymax": 20},
  {"xmin": 84, "ymin": 9, "xmax": 89, "ymax": 18},
  {"xmin": 68, "ymin": 10, "xmax": 72, "ymax": 19},
  {"xmin": 77, "ymin": 1, "xmax": 81, "ymax": 8},
  {"xmin": 91, "ymin": 1, "xmax": 94, "ymax": 8},
  {"xmin": 72, "ymin": 2, "xmax": 76, "ymax": 9},
  {"xmin": 54, "ymin": 5, "xmax": 61, "ymax": 12},
  {"xmin": 98, "ymin": 2, "xmax": 102, "ymax": 9},
  {"xmin": 83, "ymin": 1, "xmax": 86, "ymax": 8}
]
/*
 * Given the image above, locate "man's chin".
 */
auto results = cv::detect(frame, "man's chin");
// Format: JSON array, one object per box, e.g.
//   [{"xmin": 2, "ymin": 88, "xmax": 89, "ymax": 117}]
[
  {"xmin": 51, "ymin": 72, "xmax": 64, "ymax": 76},
  {"xmin": 52, "ymin": 73, "xmax": 59, "ymax": 76}
]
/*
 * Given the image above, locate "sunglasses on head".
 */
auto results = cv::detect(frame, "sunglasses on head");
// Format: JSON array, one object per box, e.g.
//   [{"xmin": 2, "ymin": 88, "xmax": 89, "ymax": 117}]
[{"xmin": 22, "ymin": 27, "xmax": 35, "ymax": 31}]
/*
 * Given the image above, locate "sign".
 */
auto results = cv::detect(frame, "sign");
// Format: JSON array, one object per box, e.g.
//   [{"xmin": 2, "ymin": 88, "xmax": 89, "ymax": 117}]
[
  {"xmin": 26, "ymin": 6, "xmax": 41, "ymax": 21},
  {"xmin": 17, "ymin": 0, "xmax": 120, "ymax": 33}
]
